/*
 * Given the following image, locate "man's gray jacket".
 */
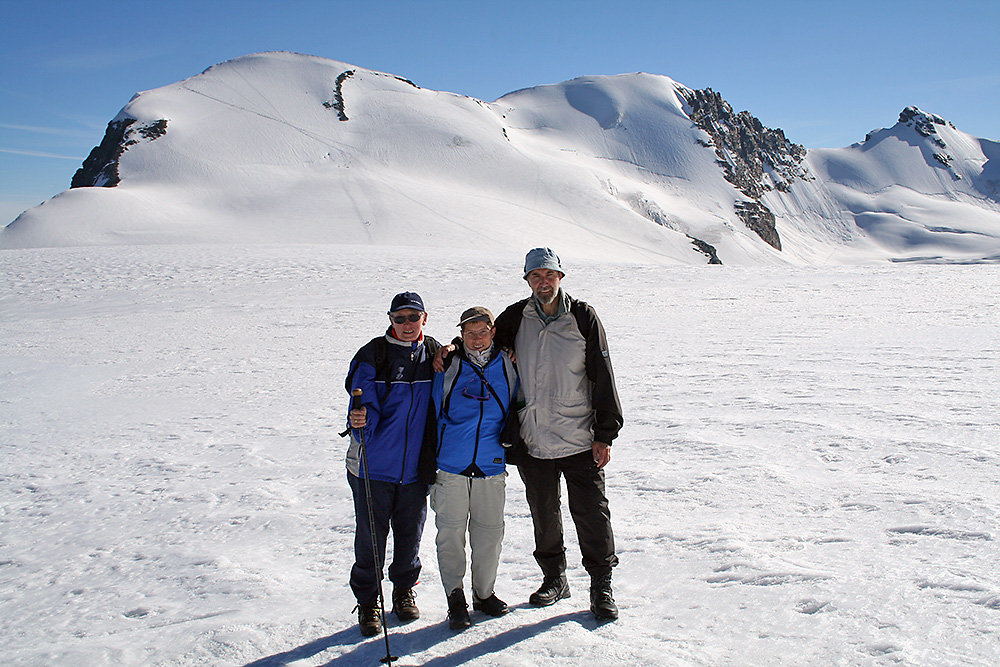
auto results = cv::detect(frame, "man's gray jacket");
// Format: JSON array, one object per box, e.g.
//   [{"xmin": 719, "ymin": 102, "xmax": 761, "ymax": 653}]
[{"xmin": 493, "ymin": 290, "xmax": 623, "ymax": 459}]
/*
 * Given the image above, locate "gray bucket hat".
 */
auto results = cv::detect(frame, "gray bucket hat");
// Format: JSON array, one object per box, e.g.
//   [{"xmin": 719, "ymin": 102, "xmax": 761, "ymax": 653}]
[{"xmin": 523, "ymin": 247, "xmax": 564, "ymax": 278}]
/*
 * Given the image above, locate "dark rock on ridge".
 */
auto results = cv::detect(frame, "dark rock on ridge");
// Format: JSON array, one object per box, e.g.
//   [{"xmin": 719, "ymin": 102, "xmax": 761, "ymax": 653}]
[
  {"xmin": 886, "ymin": 106, "xmax": 963, "ymax": 180},
  {"xmin": 71, "ymin": 118, "xmax": 168, "ymax": 188},
  {"xmin": 324, "ymin": 70, "xmax": 355, "ymax": 121},
  {"xmin": 678, "ymin": 87, "xmax": 807, "ymax": 250},
  {"xmin": 734, "ymin": 201, "xmax": 780, "ymax": 250},
  {"xmin": 324, "ymin": 69, "xmax": 419, "ymax": 121},
  {"xmin": 899, "ymin": 105, "xmax": 954, "ymax": 140},
  {"xmin": 689, "ymin": 236, "xmax": 723, "ymax": 264}
]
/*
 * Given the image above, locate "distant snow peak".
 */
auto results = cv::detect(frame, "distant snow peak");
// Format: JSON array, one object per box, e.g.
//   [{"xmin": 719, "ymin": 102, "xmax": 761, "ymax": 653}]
[
  {"xmin": 677, "ymin": 86, "xmax": 807, "ymax": 250},
  {"xmin": 867, "ymin": 106, "xmax": 954, "ymax": 154},
  {"xmin": 71, "ymin": 118, "xmax": 168, "ymax": 188}
]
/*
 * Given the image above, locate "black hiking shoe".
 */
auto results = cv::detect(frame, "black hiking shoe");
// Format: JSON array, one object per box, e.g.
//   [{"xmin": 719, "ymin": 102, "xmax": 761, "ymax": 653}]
[
  {"xmin": 529, "ymin": 575, "xmax": 570, "ymax": 607},
  {"xmin": 472, "ymin": 592, "xmax": 509, "ymax": 617},
  {"xmin": 392, "ymin": 587, "xmax": 420, "ymax": 622},
  {"xmin": 590, "ymin": 573, "xmax": 618, "ymax": 620},
  {"xmin": 447, "ymin": 588, "xmax": 471, "ymax": 630},
  {"xmin": 355, "ymin": 603, "xmax": 382, "ymax": 637}
]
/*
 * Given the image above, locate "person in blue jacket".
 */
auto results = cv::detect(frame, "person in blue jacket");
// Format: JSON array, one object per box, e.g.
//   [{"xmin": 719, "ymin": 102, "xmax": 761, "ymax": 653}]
[
  {"xmin": 345, "ymin": 292, "xmax": 440, "ymax": 637},
  {"xmin": 430, "ymin": 306, "xmax": 519, "ymax": 630}
]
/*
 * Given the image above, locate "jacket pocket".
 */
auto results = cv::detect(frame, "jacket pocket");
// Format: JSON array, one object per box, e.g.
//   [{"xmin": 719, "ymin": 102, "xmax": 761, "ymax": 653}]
[{"xmin": 550, "ymin": 396, "xmax": 594, "ymax": 445}]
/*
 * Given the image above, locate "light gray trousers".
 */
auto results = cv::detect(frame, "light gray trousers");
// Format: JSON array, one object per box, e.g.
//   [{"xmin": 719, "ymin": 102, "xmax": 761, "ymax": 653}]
[{"xmin": 430, "ymin": 470, "xmax": 506, "ymax": 599}]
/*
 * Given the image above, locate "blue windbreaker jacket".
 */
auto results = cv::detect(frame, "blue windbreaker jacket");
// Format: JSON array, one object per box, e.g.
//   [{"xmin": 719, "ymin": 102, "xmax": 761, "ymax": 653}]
[
  {"xmin": 345, "ymin": 331, "xmax": 437, "ymax": 484},
  {"xmin": 432, "ymin": 346, "xmax": 518, "ymax": 478}
]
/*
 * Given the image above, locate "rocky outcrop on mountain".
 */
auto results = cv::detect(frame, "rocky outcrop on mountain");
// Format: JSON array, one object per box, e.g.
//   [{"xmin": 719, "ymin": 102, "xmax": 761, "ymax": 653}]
[
  {"xmin": 689, "ymin": 236, "xmax": 722, "ymax": 264},
  {"xmin": 324, "ymin": 70, "xmax": 355, "ymax": 121},
  {"xmin": 733, "ymin": 201, "xmax": 780, "ymax": 249},
  {"xmin": 324, "ymin": 69, "xmax": 419, "ymax": 121},
  {"xmin": 893, "ymin": 106, "xmax": 962, "ymax": 179},
  {"xmin": 71, "ymin": 118, "xmax": 168, "ymax": 188},
  {"xmin": 678, "ymin": 87, "xmax": 809, "ymax": 250},
  {"xmin": 898, "ymin": 106, "xmax": 955, "ymax": 141}
]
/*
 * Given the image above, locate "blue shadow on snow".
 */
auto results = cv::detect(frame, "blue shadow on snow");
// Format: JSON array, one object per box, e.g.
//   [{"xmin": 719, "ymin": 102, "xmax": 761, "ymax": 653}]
[{"xmin": 243, "ymin": 605, "xmax": 594, "ymax": 667}]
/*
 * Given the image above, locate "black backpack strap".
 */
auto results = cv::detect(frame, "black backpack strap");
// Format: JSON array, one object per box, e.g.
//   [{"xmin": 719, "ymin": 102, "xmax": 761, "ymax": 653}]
[
  {"xmin": 494, "ymin": 298, "xmax": 529, "ymax": 351},
  {"xmin": 344, "ymin": 335, "xmax": 391, "ymax": 393},
  {"xmin": 419, "ymin": 335, "xmax": 442, "ymax": 486},
  {"xmin": 373, "ymin": 336, "xmax": 390, "ymax": 387},
  {"xmin": 569, "ymin": 298, "xmax": 594, "ymax": 340},
  {"xmin": 424, "ymin": 335, "xmax": 441, "ymax": 357}
]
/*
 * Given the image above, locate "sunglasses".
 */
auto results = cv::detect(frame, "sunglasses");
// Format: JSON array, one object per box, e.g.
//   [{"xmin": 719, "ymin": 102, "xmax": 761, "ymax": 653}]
[
  {"xmin": 461, "ymin": 382, "xmax": 490, "ymax": 401},
  {"xmin": 391, "ymin": 313, "xmax": 423, "ymax": 324}
]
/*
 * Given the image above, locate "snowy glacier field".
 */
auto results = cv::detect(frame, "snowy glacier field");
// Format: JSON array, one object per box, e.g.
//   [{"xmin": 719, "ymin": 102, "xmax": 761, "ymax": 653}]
[{"xmin": 2, "ymin": 244, "xmax": 998, "ymax": 666}]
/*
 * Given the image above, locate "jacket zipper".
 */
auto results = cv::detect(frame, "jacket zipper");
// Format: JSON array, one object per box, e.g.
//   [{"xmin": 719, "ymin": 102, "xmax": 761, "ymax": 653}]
[{"xmin": 397, "ymin": 343, "xmax": 419, "ymax": 483}]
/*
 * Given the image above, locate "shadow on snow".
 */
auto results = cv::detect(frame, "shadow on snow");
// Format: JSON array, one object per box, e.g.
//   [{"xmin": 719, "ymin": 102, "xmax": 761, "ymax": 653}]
[{"xmin": 243, "ymin": 607, "xmax": 595, "ymax": 666}]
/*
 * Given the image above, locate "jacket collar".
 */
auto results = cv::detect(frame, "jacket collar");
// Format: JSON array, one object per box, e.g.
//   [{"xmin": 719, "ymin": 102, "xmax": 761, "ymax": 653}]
[
  {"xmin": 384, "ymin": 327, "xmax": 424, "ymax": 349},
  {"xmin": 531, "ymin": 289, "xmax": 569, "ymax": 324}
]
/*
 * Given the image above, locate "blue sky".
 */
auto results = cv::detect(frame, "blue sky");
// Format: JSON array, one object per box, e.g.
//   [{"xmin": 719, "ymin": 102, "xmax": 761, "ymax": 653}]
[{"xmin": 3, "ymin": 0, "xmax": 998, "ymax": 224}]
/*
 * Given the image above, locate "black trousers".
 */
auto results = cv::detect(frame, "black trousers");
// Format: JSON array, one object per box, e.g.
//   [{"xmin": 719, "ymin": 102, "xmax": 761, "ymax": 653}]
[
  {"xmin": 347, "ymin": 472, "xmax": 428, "ymax": 606},
  {"xmin": 517, "ymin": 449, "xmax": 618, "ymax": 579}
]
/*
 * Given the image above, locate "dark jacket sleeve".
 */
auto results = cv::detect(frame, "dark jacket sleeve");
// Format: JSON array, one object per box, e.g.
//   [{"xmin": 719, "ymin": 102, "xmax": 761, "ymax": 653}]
[
  {"xmin": 418, "ymin": 336, "xmax": 441, "ymax": 485},
  {"xmin": 418, "ymin": 412, "xmax": 438, "ymax": 485},
  {"xmin": 493, "ymin": 299, "xmax": 529, "ymax": 351},
  {"xmin": 491, "ymin": 300, "xmax": 528, "ymax": 463},
  {"xmin": 577, "ymin": 301, "xmax": 623, "ymax": 444}
]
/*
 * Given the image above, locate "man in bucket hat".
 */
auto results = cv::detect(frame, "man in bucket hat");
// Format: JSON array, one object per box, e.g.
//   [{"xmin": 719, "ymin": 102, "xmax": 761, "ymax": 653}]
[{"xmin": 495, "ymin": 248, "xmax": 623, "ymax": 620}]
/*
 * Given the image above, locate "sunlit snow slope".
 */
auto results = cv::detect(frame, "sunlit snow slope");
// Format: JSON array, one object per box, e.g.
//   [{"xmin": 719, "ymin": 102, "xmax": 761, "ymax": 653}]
[{"xmin": 4, "ymin": 52, "xmax": 999, "ymax": 264}]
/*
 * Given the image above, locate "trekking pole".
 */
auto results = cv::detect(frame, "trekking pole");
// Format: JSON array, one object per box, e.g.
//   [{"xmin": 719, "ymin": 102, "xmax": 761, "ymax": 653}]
[{"xmin": 352, "ymin": 388, "xmax": 398, "ymax": 665}]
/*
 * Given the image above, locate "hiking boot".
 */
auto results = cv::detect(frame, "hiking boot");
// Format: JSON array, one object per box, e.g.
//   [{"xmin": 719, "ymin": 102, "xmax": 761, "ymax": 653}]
[
  {"xmin": 392, "ymin": 587, "xmax": 419, "ymax": 622},
  {"xmin": 472, "ymin": 592, "xmax": 509, "ymax": 617},
  {"xmin": 355, "ymin": 603, "xmax": 382, "ymax": 637},
  {"xmin": 590, "ymin": 573, "xmax": 618, "ymax": 620},
  {"xmin": 528, "ymin": 574, "xmax": 570, "ymax": 607},
  {"xmin": 447, "ymin": 588, "xmax": 471, "ymax": 630}
]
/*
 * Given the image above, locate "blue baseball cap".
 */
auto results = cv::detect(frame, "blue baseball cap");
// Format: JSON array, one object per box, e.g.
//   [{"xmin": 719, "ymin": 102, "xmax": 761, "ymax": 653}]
[{"xmin": 388, "ymin": 291, "xmax": 425, "ymax": 313}]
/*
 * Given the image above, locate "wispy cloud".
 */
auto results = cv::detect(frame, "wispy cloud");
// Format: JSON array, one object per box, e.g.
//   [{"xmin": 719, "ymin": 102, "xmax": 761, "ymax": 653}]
[
  {"xmin": 0, "ymin": 147, "xmax": 84, "ymax": 160},
  {"xmin": 0, "ymin": 122, "xmax": 90, "ymax": 137},
  {"xmin": 44, "ymin": 47, "xmax": 163, "ymax": 73}
]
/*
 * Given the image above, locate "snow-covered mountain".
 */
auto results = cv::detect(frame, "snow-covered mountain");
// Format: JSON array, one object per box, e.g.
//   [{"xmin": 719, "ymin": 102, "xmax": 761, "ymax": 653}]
[{"xmin": 4, "ymin": 51, "xmax": 999, "ymax": 264}]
